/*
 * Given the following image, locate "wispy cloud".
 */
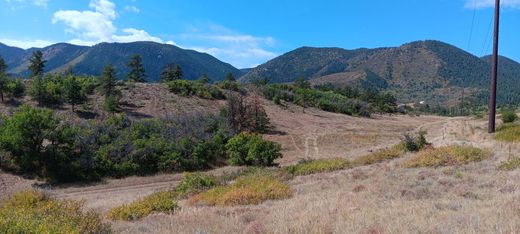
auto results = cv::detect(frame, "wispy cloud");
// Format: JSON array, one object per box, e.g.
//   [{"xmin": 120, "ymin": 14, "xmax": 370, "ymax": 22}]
[
  {"xmin": 465, "ymin": 0, "xmax": 520, "ymax": 9},
  {"xmin": 52, "ymin": 0, "xmax": 164, "ymax": 45},
  {"xmin": 177, "ymin": 24, "xmax": 278, "ymax": 68},
  {"xmin": 123, "ymin": 5, "xmax": 140, "ymax": 13}
]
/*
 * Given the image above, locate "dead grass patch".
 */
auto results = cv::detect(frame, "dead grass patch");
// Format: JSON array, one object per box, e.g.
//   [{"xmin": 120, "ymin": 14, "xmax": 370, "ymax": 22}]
[
  {"xmin": 353, "ymin": 145, "xmax": 404, "ymax": 166},
  {"xmin": 403, "ymin": 145, "xmax": 491, "ymax": 168},
  {"xmin": 188, "ymin": 173, "xmax": 292, "ymax": 206},
  {"xmin": 107, "ymin": 191, "xmax": 179, "ymax": 221}
]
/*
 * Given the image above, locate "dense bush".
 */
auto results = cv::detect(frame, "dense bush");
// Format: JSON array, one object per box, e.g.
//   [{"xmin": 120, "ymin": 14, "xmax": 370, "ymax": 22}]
[
  {"xmin": 262, "ymin": 84, "xmax": 383, "ymax": 117},
  {"xmin": 403, "ymin": 145, "xmax": 491, "ymax": 168},
  {"xmin": 0, "ymin": 190, "xmax": 110, "ymax": 233},
  {"xmin": 501, "ymin": 109, "xmax": 518, "ymax": 123},
  {"xmin": 6, "ymin": 78, "xmax": 25, "ymax": 98},
  {"xmin": 226, "ymin": 132, "xmax": 282, "ymax": 166},
  {"xmin": 176, "ymin": 172, "xmax": 217, "ymax": 197},
  {"xmin": 496, "ymin": 123, "xmax": 520, "ymax": 142},
  {"xmin": 167, "ymin": 80, "xmax": 224, "ymax": 99},
  {"xmin": 28, "ymin": 74, "xmax": 97, "ymax": 107}
]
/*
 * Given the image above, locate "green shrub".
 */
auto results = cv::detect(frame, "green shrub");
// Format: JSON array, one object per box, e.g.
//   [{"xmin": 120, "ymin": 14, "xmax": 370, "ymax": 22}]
[
  {"xmin": 497, "ymin": 157, "xmax": 520, "ymax": 171},
  {"xmin": 226, "ymin": 132, "xmax": 282, "ymax": 166},
  {"xmin": 103, "ymin": 94, "xmax": 120, "ymax": 112},
  {"xmin": 167, "ymin": 80, "xmax": 225, "ymax": 99},
  {"xmin": 501, "ymin": 110, "xmax": 518, "ymax": 123},
  {"xmin": 188, "ymin": 173, "xmax": 292, "ymax": 206},
  {"xmin": 0, "ymin": 190, "xmax": 110, "ymax": 233},
  {"xmin": 7, "ymin": 78, "xmax": 25, "ymax": 98},
  {"xmin": 287, "ymin": 158, "xmax": 351, "ymax": 176},
  {"xmin": 403, "ymin": 145, "xmax": 491, "ymax": 168},
  {"xmin": 168, "ymin": 80, "xmax": 192, "ymax": 96},
  {"xmin": 107, "ymin": 191, "xmax": 179, "ymax": 221},
  {"xmin": 176, "ymin": 172, "xmax": 217, "ymax": 197},
  {"xmin": 402, "ymin": 131, "xmax": 430, "ymax": 152}
]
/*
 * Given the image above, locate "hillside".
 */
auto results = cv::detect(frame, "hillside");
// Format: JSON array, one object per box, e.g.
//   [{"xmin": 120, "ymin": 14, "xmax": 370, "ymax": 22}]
[
  {"xmin": 0, "ymin": 42, "xmax": 241, "ymax": 82},
  {"xmin": 241, "ymin": 40, "xmax": 520, "ymax": 106}
]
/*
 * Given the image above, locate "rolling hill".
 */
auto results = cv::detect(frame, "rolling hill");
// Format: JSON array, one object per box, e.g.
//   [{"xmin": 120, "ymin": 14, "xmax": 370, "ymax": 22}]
[
  {"xmin": 0, "ymin": 41, "xmax": 241, "ymax": 82},
  {"xmin": 241, "ymin": 40, "xmax": 520, "ymax": 106}
]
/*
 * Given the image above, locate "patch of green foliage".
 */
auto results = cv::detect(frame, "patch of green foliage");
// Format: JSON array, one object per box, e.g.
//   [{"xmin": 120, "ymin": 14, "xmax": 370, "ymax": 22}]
[
  {"xmin": 29, "ymin": 74, "xmax": 96, "ymax": 107},
  {"xmin": 501, "ymin": 109, "xmax": 518, "ymax": 123},
  {"xmin": 176, "ymin": 172, "xmax": 218, "ymax": 197},
  {"xmin": 497, "ymin": 157, "xmax": 520, "ymax": 171},
  {"xmin": 287, "ymin": 158, "xmax": 352, "ymax": 176},
  {"xmin": 496, "ymin": 123, "xmax": 520, "ymax": 142},
  {"xmin": 167, "ymin": 79, "xmax": 224, "ymax": 99},
  {"xmin": 188, "ymin": 172, "xmax": 292, "ymax": 206},
  {"xmin": 262, "ymin": 83, "xmax": 398, "ymax": 117},
  {"xmin": 226, "ymin": 132, "xmax": 282, "ymax": 166},
  {"xmin": 353, "ymin": 145, "xmax": 405, "ymax": 166},
  {"xmin": 403, "ymin": 145, "xmax": 491, "ymax": 168},
  {"xmin": 107, "ymin": 191, "xmax": 178, "ymax": 221},
  {"xmin": 402, "ymin": 130, "xmax": 430, "ymax": 152},
  {"xmin": 0, "ymin": 190, "xmax": 110, "ymax": 233}
]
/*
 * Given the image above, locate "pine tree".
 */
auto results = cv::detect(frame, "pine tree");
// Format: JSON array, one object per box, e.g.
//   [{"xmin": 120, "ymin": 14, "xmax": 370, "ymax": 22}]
[
  {"xmin": 127, "ymin": 54, "xmax": 146, "ymax": 82},
  {"xmin": 99, "ymin": 65, "xmax": 120, "ymax": 112},
  {"xmin": 28, "ymin": 51, "xmax": 46, "ymax": 77},
  {"xmin": 160, "ymin": 64, "xmax": 183, "ymax": 82},
  {"xmin": 99, "ymin": 65, "xmax": 117, "ymax": 97},
  {"xmin": 63, "ymin": 75, "xmax": 86, "ymax": 112},
  {"xmin": 29, "ymin": 75, "xmax": 46, "ymax": 106},
  {"xmin": 226, "ymin": 72, "xmax": 235, "ymax": 81},
  {"xmin": 0, "ymin": 56, "xmax": 8, "ymax": 102}
]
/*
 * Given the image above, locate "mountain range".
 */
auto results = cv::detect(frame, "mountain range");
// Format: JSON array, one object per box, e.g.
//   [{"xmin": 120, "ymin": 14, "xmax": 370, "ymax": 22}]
[
  {"xmin": 0, "ymin": 41, "xmax": 242, "ymax": 82},
  {"xmin": 1, "ymin": 40, "xmax": 520, "ymax": 106},
  {"xmin": 241, "ymin": 40, "xmax": 520, "ymax": 106}
]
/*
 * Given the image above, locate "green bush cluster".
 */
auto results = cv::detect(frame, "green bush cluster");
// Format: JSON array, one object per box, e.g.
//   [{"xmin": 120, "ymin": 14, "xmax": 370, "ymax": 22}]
[
  {"xmin": 0, "ymin": 105, "xmax": 282, "ymax": 183},
  {"xmin": 29, "ymin": 74, "xmax": 96, "ymax": 106},
  {"xmin": 226, "ymin": 132, "xmax": 282, "ymax": 166},
  {"xmin": 262, "ymin": 83, "xmax": 397, "ymax": 117},
  {"xmin": 167, "ymin": 80, "xmax": 224, "ymax": 99},
  {"xmin": 176, "ymin": 172, "xmax": 218, "ymax": 197}
]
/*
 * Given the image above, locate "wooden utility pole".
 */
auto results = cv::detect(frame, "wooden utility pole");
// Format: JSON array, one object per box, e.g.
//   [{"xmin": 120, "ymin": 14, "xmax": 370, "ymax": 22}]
[{"xmin": 488, "ymin": 0, "xmax": 500, "ymax": 133}]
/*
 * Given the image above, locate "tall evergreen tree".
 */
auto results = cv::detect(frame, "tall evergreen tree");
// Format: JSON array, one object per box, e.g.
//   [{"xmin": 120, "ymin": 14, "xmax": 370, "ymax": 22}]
[
  {"xmin": 99, "ymin": 65, "xmax": 120, "ymax": 112},
  {"xmin": 28, "ymin": 51, "xmax": 46, "ymax": 77},
  {"xmin": 99, "ymin": 65, "xmax": 117, "ymax": 97},
  {"xmin": 0, "ymin": 56, "xmax": 8, "ymax": 102},
  {"xmin": 127, "ymin": 54, "xmax": 146, "ymax": 82},
  {"xmin": 63, "ymin": 75, "xmax": 86, "ymax": 112},
  {"xmin": 226, "ymin": 72, "xmax": 235, "ymax": 81},
  {"xmin": 160, "ymin": 64, "xmax": 183, "ymax": 82}
]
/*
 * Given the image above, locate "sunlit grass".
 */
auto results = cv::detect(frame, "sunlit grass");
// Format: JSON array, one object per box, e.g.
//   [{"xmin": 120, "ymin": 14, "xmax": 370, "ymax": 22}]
[
  {"xmin": 0, "ymin": 190, "xmax": 110, "ymax": 233},
  {"xmin": 188, "ymin": 173, "xmax": 292, "ymax": 206},
  {"xmin": 107, "ymin": 191, "xmax": 179, "ymax": 221},
  {"xmin": 496, "ymin": 123, "xmax": 520, "ymax": 142},
  {"xmin": 403, "ymin": 145, "xmax": 491, "ymax": 168},
  {"xmin": 353, "ymin": 144, "xmax": 404, "ymax": 166},
  {"xmin": 286, "ymin": 158, "xmax": 352, "ymax": 176}
]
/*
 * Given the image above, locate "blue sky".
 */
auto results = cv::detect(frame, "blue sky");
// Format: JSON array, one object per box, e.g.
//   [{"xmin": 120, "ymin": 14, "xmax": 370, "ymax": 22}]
[{"xmin": 1, "ymin": 0, "xmax": 519, "ymax": 68}]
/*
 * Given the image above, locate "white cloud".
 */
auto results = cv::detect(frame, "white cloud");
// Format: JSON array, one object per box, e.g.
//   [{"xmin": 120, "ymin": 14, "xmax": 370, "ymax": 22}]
[
  {"xmin": 177, "ymin": 24, "xmax": 278, "ymax": 68},
  {"xmin": 0, "ymin": 38, "xmax": 54, "ymax": 49},
  {"xmin": 123, "ymin": 5, "xmax": 140, "ymax": 13},
  {"xmin": 112, "ymin": 28, "xmax": 163, "ymax": 43},
  {"xmin": 52, "ymin": 0, "xmax": 162, "ymax": 45},
  {"xmin": 465, "ymin": 0, "xmax": 520, "ymax": 9}
]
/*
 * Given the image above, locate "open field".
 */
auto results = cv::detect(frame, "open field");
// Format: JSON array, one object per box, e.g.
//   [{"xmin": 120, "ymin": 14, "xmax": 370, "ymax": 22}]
[{"xmin": 2, "ymin": 92, "xmax": 520, "ymax": 233}]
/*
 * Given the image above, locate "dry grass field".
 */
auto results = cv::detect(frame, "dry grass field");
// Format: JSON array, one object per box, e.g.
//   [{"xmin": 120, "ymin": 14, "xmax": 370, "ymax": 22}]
[{"xmin": 1, "ymin": 85, "xmax": 519, "ymax": 233}]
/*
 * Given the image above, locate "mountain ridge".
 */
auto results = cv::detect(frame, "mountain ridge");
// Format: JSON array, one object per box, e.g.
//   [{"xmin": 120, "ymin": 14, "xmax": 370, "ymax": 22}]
[{"xmin": 0, "ymin": 41, "xmax": 241, "ymax": 82}]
